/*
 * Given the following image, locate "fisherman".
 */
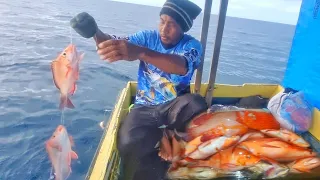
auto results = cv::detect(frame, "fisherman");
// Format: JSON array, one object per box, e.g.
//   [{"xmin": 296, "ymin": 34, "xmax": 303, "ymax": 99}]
[{"xmin": 95, "ymin": 0, "xmax": 207, "ymax": 179}]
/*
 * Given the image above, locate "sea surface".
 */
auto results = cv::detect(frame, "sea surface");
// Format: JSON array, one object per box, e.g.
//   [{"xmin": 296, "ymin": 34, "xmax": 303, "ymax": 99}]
[{"xmin": 0, "ymin": 0, "xmax": 296, "ymax": 179}]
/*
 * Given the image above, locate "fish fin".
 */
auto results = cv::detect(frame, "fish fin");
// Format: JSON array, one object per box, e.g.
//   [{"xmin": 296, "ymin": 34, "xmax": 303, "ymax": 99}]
[
  {"xmin": 46, "ymin": 140, "xmax": 61, "ymax": 152},
  {"xmin": 70, "ymin": 83, "xmax": 77, "ymax": 95},
  {"xmin": 52, "ymin": 144, "xmax": 62, "ymax": 152},
  {"xmin": 71, "ymin": 151, "xmax": 78, "ymax": 159},
  {"xmin": 69, "ymin": 136, "xmax": 75, "ymax": 146},
  {"xmin": 200, "ymin": 134, "xmax": 219, "ymax": 142},
  {"xmin": 65, "ymin": 65, "xmax": 72, "ymax": 78},
  {"xmin": 66, "ymin": 98, "xmax": 75, "ymax": 109},
  {"xmin": 59, "ymin": 95, "xmax": 75, "ymax": 110},
  {"xmin": 79, "ymin": 52, "xmax": 85, "ymax": 61}
]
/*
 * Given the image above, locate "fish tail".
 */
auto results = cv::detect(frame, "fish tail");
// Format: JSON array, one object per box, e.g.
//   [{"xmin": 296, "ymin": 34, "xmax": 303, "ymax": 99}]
[{"xmin": 59, "ymin": 94, "xmax": 75, "ymax": 110}]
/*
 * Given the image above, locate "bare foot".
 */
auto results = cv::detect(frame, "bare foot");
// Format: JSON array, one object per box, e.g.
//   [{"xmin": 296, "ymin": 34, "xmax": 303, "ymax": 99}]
[{"xmin": 158, "ymin": 130, "xmax": 173, "ymax": 161}]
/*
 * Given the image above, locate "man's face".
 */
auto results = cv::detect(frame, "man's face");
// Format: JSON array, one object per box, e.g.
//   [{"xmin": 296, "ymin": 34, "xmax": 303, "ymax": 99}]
[{"xmin": 159, "ymin": 14, "xmax": 183, "ymax": 46}]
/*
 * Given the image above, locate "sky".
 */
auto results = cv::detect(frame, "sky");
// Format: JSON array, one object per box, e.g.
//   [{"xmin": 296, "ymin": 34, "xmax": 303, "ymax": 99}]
[{"xmin": 110, "ymin": 0, "xmax": 302, "ymax": 25}]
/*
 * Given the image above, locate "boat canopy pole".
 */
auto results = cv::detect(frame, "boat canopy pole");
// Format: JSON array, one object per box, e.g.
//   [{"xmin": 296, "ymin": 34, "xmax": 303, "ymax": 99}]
[
  {"xmin": 194, "ymin": 0, "xmax": 213, "ymax": 94},
  {"xmin": 205, "ymin": 0, "xmax": 229, "ymax": 106}
]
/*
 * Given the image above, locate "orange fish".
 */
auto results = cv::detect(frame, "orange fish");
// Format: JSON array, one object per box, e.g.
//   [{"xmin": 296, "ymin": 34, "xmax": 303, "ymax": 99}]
[
  {"xmin": 183, "ymin": 135, "xmax": 216, "ymax": 157},
  {"xmin": 261, "ymin": 128, "xmax": 310, "ymax": 148},
  {"xmin": 288, "ymin": 157, "xmax": 320, "ymax": 173},
  {"xmin": 45, "ymin": 125, "xmax": 78, "ymax": 180},
  {"xmin": 51, "ymin": 44, "xmax": 84, "ymax": 110},
  {"xmin": 187, "ymin": 136, "xmax": 240, "ymax": 160},
  {"xmin": 190, "ymin": 146, "xmax": 261, "ymax": 171},
  {"xmin": 186, "ymin": 112, "xmax": 248, "ymax": 140},
  {"xmin": 238, "ymin": 138, "xmax": 317, "ymax": 162}
]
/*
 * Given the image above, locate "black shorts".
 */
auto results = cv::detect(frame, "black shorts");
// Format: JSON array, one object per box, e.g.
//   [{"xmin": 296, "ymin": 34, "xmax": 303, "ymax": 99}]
[{"xmin": 116, "ymin": 93, "xmax": 208, "ymax": 180}]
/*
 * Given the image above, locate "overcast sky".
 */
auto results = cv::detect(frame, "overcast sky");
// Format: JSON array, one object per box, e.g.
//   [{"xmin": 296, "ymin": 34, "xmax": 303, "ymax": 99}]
[{"xmin": 110, "ymin": 0, "xmax": 302, "ymax": 25}]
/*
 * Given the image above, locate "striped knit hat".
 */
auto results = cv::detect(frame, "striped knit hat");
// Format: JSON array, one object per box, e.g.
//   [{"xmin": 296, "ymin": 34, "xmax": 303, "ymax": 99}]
[{"xmin": 160, "ymin": 0, "xmax": 202, "ymax": 32}]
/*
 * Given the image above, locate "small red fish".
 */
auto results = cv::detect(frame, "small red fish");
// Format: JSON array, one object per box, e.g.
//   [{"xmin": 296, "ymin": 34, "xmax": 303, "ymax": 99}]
[
  {"xmin": 189, "ymin": 146, "xmax": 261, "ymax": 171},
  {"xmin": 238, "ymin": 138, "xmax": 317, "ymax": 162},
  {"xmin": 288, "ymin": 157, "xmax": 320, "ymax": 173},
  {"xmin": 187, "ymin": 136, "xmax": 240, "ymax": 160},
  {"xmin": 45, "ymin": 125, "xmax": 78, "ymax": 180},
  {"xmin": 51, "ymin": 44, "xmax": 84, "ymax": 110},
  {"xmin": 260, "ymin": 128, "xmax": 310, "ymax": 148}
]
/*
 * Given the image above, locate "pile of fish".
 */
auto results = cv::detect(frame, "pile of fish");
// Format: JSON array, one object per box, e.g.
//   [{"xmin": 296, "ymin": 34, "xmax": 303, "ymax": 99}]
[
  {"xmin": 166, "ymin": 107, "xmax": 320, "ymax": 179},
  {"xmin": 45, "ymin": 44, "xmax": 83, "ymax": 180}
]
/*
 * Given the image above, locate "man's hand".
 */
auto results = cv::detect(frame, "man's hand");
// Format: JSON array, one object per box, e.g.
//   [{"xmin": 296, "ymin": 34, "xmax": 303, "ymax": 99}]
[{"xmin": 97, "ymin": 39, "xmax": 142, "ymax": 62}]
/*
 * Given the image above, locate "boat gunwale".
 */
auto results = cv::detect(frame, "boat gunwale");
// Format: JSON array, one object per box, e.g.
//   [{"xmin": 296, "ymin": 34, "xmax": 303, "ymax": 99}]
[{"xmin": 85, "ymin": 83, "xmax": 130, "ymax": 180}]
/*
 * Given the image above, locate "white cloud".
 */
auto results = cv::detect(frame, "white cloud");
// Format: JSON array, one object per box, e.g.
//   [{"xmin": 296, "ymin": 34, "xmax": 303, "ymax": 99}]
[{"xmin": 110, "ymin": 0, "xmax": 302, "ymax": 25}]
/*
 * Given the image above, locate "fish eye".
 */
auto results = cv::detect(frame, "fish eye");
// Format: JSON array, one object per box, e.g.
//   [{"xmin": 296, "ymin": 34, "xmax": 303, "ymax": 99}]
[{"xmin": 62, "ymin": 52, "xmax": 67, "ymax": 56}]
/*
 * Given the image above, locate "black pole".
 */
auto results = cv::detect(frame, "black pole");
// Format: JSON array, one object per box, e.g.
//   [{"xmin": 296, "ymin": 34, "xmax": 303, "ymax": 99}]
[
  {"xmin": 194, "ymin": 0, "xmax": 213, "ymax": 94},
  {"xmin": 205, "ymin": 0, "xmax": 229, "ymax": 106}
]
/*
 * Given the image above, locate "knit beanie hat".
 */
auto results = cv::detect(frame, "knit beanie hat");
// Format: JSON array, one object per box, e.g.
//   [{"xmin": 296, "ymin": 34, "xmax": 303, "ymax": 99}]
[{"xmin": 160, "ymin": 0, "xmax": 202, "ymax": 32}]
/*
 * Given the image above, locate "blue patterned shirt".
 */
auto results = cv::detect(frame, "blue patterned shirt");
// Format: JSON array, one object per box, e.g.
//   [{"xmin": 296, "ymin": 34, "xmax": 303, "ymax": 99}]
[{"xmin": 125, "ymin": 30, "xmax": 202, "ymax": 105}]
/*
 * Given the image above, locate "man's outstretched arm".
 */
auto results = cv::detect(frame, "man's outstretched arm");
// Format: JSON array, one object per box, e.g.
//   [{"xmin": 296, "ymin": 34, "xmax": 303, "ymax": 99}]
[
  {"xmin": 97, "ymin": 39, "xmax": 188, "ymax": 75},
  {"xmin": 138, "ymin": 46, "xmax": 187, "ymax": 75}
]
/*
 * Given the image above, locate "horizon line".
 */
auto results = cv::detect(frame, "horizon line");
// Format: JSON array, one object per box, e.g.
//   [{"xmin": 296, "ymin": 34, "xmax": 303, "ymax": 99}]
[{"xmin": 109, "ymin": 0, "xmax": 298, "ymax": 26}]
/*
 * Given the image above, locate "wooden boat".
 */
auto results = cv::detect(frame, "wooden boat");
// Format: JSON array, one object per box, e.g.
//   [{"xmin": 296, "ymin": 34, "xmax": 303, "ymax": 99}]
[{"xmin": 85, "ymin": 0, "xmax": 320, "ymax": 179}]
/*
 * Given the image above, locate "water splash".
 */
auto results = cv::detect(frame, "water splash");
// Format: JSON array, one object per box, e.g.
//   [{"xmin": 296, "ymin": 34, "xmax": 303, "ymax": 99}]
[
  {"xmin": 48, "ymin": 167, "xmax": 54, "ymax": 180},
  {"xmin": 99, "ymin": 105, "xmax": 135, "ymax": 130}
]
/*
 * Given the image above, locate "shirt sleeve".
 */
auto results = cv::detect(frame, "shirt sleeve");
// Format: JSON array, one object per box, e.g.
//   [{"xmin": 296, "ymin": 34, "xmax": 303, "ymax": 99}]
[
  {"xmin": 181, "ymin": 39, "xmax": 203, "ymax": 77},
  {"xmin": 109, "ymin": 30, "xmax": 152, "ymax": 47},
  {"xmin": 125, "ymin": 30, "xmax": 153, "ymax": 47}
]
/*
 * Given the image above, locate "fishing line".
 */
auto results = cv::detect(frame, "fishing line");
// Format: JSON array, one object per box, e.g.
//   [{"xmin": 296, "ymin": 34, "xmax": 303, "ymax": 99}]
[
  {"xmin": 70, "ymin": 26, "xmax": 73, "ymax": 44},
  {"xmin": 61, "ymin": 109, "xmax": 65, "ymax": 125}
]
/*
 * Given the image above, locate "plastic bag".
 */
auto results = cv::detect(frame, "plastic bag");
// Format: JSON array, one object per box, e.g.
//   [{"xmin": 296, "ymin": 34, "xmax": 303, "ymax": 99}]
[
  {"xmin": 207, "ymin": 104, "xmax": 242, "ymax": 113},
  {"xmin": 267, "ymin": 90, "xmax": 313, "ymax": 133},
  {"xmin": 207, "ymin": 104, "xmax": 270, "ymax": 113},
  {"xmin": 279, "ymin": 91, "xmax": 313, "ymax": 133}
]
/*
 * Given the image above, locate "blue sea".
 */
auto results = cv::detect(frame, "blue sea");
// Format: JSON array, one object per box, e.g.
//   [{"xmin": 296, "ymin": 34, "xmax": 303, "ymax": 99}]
[{"xmin": 0, "ymin": 0, "xmax": 296, "ymax": 179}]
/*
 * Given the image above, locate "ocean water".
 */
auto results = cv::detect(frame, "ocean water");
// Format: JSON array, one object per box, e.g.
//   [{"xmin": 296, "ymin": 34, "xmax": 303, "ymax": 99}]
[{"xmin": 0, "ymin": 0, "xmax": 296, "ymax": 179}]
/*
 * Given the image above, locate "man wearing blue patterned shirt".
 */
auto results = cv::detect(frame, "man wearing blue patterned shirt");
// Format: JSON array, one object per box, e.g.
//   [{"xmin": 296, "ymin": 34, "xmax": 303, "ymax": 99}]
[{"xmin": 95, "ymin": 0, "xmax": 208, "ymax": 179}]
